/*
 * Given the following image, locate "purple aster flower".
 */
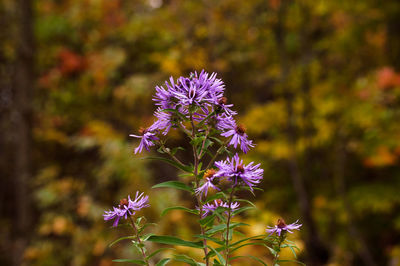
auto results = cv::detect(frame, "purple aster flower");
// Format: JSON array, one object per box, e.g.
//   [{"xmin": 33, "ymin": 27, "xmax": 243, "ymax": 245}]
[
  {"xmin": 214, "ymin": 153, "xmax": 263, "ymax": 191},
  {"xmin": 170, "ymin": 76, "xmax": 209, "ymax": 106},
  {"xmin": 129, "ymin": 128, "xmax": 159, "ymax": 154},
  {"xmin": 149, "ymin": 108, "xmax": 173, "ymax": 135},
  {"xmin": 195, "ymin": 70, "xmax": 225, "ymax": 103},
  {"xmin": 220, "ymin": 120, "xmax": 254, "ymax": 153},
  {"xmin": 201, "ymin": 199, "xmax": 240, "ymax": 217},
  {"xmin": 195, "ymin": 169, "xmax": 220, "ymax": 198},
  {"xmin": 214, "ymin": 97, "xmax": 237, "ymax": 116},
  {"xmin": 266, "ymin": 219, "xmax": 302, "ymax": 236},
  {"xmin": 153, "ymin": 77, "xmax": 177, "ymax": 109},
  {"xmin": 103, "ymin": 192, "xmax": 150, "ymax": 227}
]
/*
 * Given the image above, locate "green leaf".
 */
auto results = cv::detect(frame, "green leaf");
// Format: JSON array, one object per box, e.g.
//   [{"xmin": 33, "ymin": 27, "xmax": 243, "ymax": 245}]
[
  {"xmin": 267, "ymin": 245, "xmax": 278, "ymax": 256},
  {"xmin": 230, "ymin": 242, "xmax": 267, "ymax": 253},
  {"xmin": 171, "ymin": 146, "xmax": 185, "ymax": 155},
  {"xmin": 199, "ymin": 213, "xmax": 216, "ymax": 227},
  {"xmin": 235, "ymin": 199, "xmax": 257, "ymax": 208},
  {"xmin": 141, "ymin": 233, "xmax": 155, "ymax": 241},
  {"xmin": 229, "ymin": 255, "xmax": 267, "ymax": 266},
  {"xmin": 148, "ymin": 248, "xmax": 175, "ymax": 259},
  {"xmin": 112, "ymin": 259, "xmax": 146, "ymax": 264},
  {"xmin": 276, "ymin": 259, "xmax": 306, "ymax": 265},
  {"xmin": 144, "ymin": 157, "xmax": 192, "ymax": 173},
  {"xmin": 162, "ymin": 108, "xmax": 189, "ymax": 121},
  {"xmin": 156, "ymin": 258, "xmax": 171, "ymax": 266},
  {"xmin": 173, "ymin": 254, "xmax": 200, "ymax": 266},
  {"xmin": 152, "ymin": 181, "xmax": 194, "ymax": 193},
  {"xmin": 207, "ymin": 245, "xmax": 226, "ymax": 265},
  {"xmin": 204, "ymin": 192, "xmax": 227, "ymax": 203},
  {"xmin": 161, "ymin": 206, "xmax": 199, "ymax": 217},
  {"xmin": 147, "ymin": 235, "xmax": 203, "ymax": 248},
  {"xmin": 206, "ymin": 222, "xmax": 249, "ymax": 235},
  {"xmin": 229, "ymin": 234, "xmax": 265, "ymax": 247},
  {"xmin": 192, "ymin": 234, "xmax": 224, "ymax": 245},
  {"xmin": 109, "ymin": 236, "xmax": 136, "ymax": 247},
  {"xmin": 232, "ymin": 206, "xmax": 254, "ymax": 216}
]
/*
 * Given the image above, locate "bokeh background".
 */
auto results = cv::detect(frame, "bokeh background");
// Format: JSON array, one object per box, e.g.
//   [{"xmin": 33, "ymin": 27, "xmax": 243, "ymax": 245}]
[{"xmin": 1, "ymin": 0, "xmax": 400, "ymax": 265}]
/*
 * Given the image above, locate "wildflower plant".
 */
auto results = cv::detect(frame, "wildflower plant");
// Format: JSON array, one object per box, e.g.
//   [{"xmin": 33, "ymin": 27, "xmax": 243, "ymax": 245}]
[{"xmin": 104, "ymin": 71, "xmax": 304, "ymax": 265}]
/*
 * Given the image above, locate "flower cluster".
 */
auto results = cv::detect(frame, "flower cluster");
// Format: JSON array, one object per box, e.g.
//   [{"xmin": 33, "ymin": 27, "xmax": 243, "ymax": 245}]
[
  {"xmin": 130, "ymin": 70, "xmax": 254, "ymax": 154},
  {"xmin": 202, "ymin": 199, "xmax": 240, "ymax": 218},
  {"xmin": 103, "ymin": 192, "xmax": 150, "ymax": 227},
  {"xmin": 195, "ymin": 153, "xmax": 264, "ymax": 199},
  {"xmin": 104, "ymin": 70, "xmax": 303, "ymax": 265}
]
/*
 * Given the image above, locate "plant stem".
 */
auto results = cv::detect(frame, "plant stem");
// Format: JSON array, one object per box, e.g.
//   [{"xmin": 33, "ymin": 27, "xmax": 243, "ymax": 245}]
[
  {"xmin": 190, "ymin": 112, "xmax": 209, "ymax": 266},
  {"xmin": 159, "ymin": 143, "xmax": 185, "ymax": 166},
  {"xmin": 272, "ymin": 234, "xmax": 285, "ymax": 266},
  {"xmin": 198, "ymin": 128, "xmax": 210, "ymax": 159},
  {"xmin": 128, "ymin": 216, "xmax": 150, "ymax": 266},
  {"xmin": 224, "ymin": 188, "xmax": 235, "ymax": 265},
  {"xmin": 205, "ymin": 143, "xmax": 226, "ymax": 170}
]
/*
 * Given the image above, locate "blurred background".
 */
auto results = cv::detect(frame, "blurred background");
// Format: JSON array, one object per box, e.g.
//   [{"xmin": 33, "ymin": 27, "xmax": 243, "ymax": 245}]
[{"xmin": 1, "ymin": 0, "xmax": 400, "ymax": 265}]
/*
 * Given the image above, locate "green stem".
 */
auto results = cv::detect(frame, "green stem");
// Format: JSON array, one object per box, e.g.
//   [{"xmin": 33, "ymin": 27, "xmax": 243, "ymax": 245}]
[
  {"xmin": 159, "ymin": 143, "xmax": 185, "ymax": 166},
  {"xmin": 177, "ymin": 121, "xmax": 192, "ymax": 137},
  {"xmin": 190, "ymin": 112, "xmax": 210, "ymax": 266},
  {"xmin": 272, "ymin": 234, "xmax": 285, "ymax": 266},
  {"xmin": 205, "ymin": 143, "xmax": 226, "ymax": 170},
  {"xmin": 128, "ymin": 216, "xmax": 150, "ymax": 266},
  {"xmin": 198, "ymin": 128, "xmax": 210, "ymax": 159},
  {"xmin": 224, "ymin": 188, "xmax": 235, "ymax": 265}
]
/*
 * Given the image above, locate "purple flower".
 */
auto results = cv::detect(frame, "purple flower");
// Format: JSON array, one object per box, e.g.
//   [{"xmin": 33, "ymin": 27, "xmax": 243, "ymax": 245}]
[
  {"xmin": 215, "ymin": 153, "xmax": 263, "ymax": 191},
  {"xmin": 214, "ymin": 97, "xmax": 237, "ymax": 116},
  {"xmin": 170, "ymin": 76, "xmax": 209, "ymax": 106},
  {"xmin": 154, "ymin": 70, "xmax": 226, "ymax": 109},
  {"xmin": 153, "ymin": 77, "xmax": 177, "ymax": 109},
  {"xmin": 201, "ymin": 199, "xmax": 240, "ymax": 217},
  {"xmin": 149, "ymin": 108, "xmax": 173, "ymax": 135},
  {"xmin": 129, "ymin": 128, "xmax": 159, "ymax": 154},
  {"xmin": 103, "ymin": 192, "xmax": 150, "ymax": 227},
  {"xmin": 220, "ymin": 121, "xmax": 254, "ymax": 153},
  {"xmin": 195, "ymin": 169, "xmax": 220, "ymax": 198},
  {"xmin": 195, "ymin": 70, "xmax": 225, "ymax": 103},
  {"xmin": 266, "ymin": 219, "xmax": 302, "ymax": 236}
]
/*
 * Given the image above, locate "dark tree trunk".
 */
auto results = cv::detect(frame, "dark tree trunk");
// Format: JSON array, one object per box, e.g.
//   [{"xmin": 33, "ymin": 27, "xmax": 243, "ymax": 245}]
[
  {"xmin": 272, "ymin": 2, "xmax": 329, "ymax": 265},
  {"xmin": 10, "ymin": 0, "xmax": 35, "ymax": 265}
]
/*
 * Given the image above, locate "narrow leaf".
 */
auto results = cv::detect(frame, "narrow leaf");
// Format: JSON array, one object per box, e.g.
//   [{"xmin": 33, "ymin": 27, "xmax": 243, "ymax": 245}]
[
  {"xmin": 156, "ymin": 258, "xmax": 171, "ymax": 266},
  {"xmin": 148, "ymin": 248, "xmax": 175, "ymax": 259},
  {"xmin": 109, "ymin": 236, "xmax": 136, "ymax": 247},
  {"xmin": 152, "ymin": 181, "xmax": 194, "ymax": 193},
  {"xmin": 161, "ymin": 206, "xmax": 199, "ymax": 217},
  {"xmin": 112, "ymin": 259, "xmax": 146, "ymax": 264},
  {"xmin": 229, "ymin": 255, "xmax": 267, "ymax": 266},
  {"xmin": 144, "ymin": 157, "xmax": 192, "ymax": 173},
  {"xmin": 147, "ymin": 235, "xmax": 203, "ymax": 248},
  {"xmin": 208, "ymin": 245, "xmax": 226, "ymax": 265}
]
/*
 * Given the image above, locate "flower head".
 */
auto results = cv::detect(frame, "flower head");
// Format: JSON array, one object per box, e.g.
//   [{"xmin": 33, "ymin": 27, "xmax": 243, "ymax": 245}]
[
  {"xmin": 215, "ymin": 153, "xmax": 263, "ymax": 191},
  {"xmin": 266, "ymin": 219, "xmax": 302, "ymax": 236},
  {"xmin": 129, "ymin": 128, "xmax": 159, "ymax": 154},
  {"xmin": 195, "ymin": 169, "xmax": 220, "ymax": 198},
  {"xmin": 103, "ymin": 192, "xmax": 150, "ymax": 227},
  {"xmin": 149, "ymin": 108, "xmax": 174, "ymax": 135},
  {"xmin": 201, "ymin": 199, "xmax": 240, "ymax": 217},
  {"xmin": 220, "ymin": 120, "xmax": 254, "ymax": 153}
]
